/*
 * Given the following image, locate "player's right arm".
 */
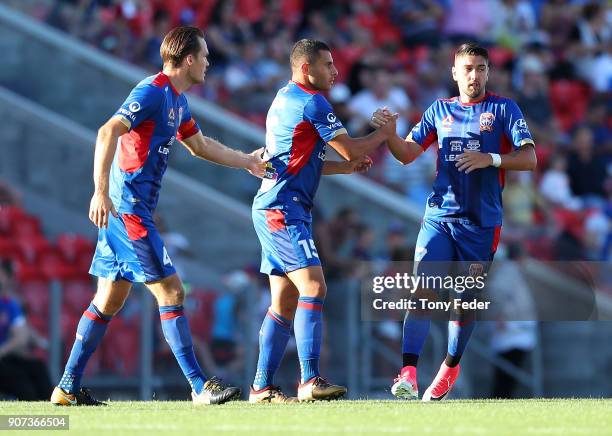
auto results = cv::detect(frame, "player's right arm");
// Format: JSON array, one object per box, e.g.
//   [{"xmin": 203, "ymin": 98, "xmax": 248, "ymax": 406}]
[
  {"xmin": 89, "ymin": 117, "xmax": 126, "ymax": 228},
  {"xmin": 180, "ymin": 131, "xmax": 266, "ymax": 177},
  {"xmin": 90, "ymin": 84, "xmax": 161, "ymax": 228},
  {"xmin": 327, "ymin": 121, "xmax": 397, "ymax": 161},
  {"xmin": 370, "ymin": 108, "xmax": 427, "ymax": 164},
  {"xmin": 304, "ymin": 93, "xmax": 397, "ymax": 161}
]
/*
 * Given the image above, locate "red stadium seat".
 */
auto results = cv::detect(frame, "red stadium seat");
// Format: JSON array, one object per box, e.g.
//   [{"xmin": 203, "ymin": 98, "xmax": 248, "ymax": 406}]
[
  {"xmin": 39, "ymin": 247, "xmax": 79, "ymax": 281},
  {"xmin": 62, "ymin": 280, "xmax": 95, "ymax": 315},
  {"xmin": 549, "ymin": 80, "xmax": 590, "ymax": 133},
  {"xmin": 13, "ymin": 257, "xmax": 46, "ymax": 283},
  {"xmin": 20, "ymin": 281, "xmax": 50, "ymax": 318},
  {"xmin": 0, "ymin": 235, "xmax": 18, "ymax": 260},
  {"xmin": 56, "ymin": 233, "xmax": 95, "ymax": 262},
  {"xmin": 100, "ymin": 316, "xmax": 140, "ymax": 376},
  {"xmin": 15, "ymin": 235, "xmax": 51, "ymax": 264},
  {"xmin": 11, "ymin": 215, "xmax": 42, "ymax": 239},
  {"xmin": 0, "ymin": 205, "xmax": 26, "ymax": 235},
  {"xmin": 185, "ymin": 289, "xmax": 217, "ymax": 342}
]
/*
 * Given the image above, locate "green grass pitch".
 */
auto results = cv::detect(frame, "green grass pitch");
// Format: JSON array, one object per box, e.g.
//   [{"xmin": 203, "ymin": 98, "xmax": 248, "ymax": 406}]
[{"xmin": 2, "ymin": 399, "xmax": 610, "ymax": 435}]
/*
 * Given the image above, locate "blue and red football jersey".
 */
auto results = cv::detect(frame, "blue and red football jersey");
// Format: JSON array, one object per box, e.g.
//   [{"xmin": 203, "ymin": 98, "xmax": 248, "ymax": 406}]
[
  {"xmin": 411, "ymin": 92, "xmax": 534, "ymax": 228},
  {"xmin": 252, "ymin": 81, "xmax": 347, "ymax": 222},
  {"xmin": 111, "ymin": 72, "xmax": 200, "ymax": 217}
]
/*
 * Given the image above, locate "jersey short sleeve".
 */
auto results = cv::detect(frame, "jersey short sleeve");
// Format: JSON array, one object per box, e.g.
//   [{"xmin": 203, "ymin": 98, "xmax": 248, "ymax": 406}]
[
  {"xmin": 303, "ymin": 94, "xmax": 347, "ymax": 142},
  {"xmin": 177, "ymin": 99, "xmax": 200, "ymax": 141},
  {"xmin": 410, "ymin": 102, "xmax": 438, "ymax": 150},
  {"xmin": 114, "ymin": 85, "xmax": 162, "ymax": 131},
  {"xmin": 504, "ymin": 99, "xmax": 535, "ymax": 149}
]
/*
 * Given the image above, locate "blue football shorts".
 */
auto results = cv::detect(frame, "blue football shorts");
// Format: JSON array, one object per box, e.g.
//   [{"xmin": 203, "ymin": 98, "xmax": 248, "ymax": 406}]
[
  {"xmin": 252, "ymin": 208, "xmax": 321, "ymax": 276},
  {"xmin": 413, "ymin": 218, "xmax": 501, "ymax": 294},
  {"xmin": 89, "ymin": 212, "xmax": 176, "ymax": 283}
]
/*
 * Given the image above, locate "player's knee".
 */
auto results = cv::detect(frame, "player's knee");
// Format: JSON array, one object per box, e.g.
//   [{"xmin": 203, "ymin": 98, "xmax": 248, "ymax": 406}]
[
  {"xmin": 92, "ymin": 297, "xmax": 124, "ymax": 316},
  {"xmin": 274, "ymin": 300, "xmax": 297, "ymax": 320},
  {"xmin": 161, "ymin": 286, "xmax": 185, "ymax": 306},
  {"xmin": 298, "ymin": 280, "xmax": 327, "ymax": 299}
]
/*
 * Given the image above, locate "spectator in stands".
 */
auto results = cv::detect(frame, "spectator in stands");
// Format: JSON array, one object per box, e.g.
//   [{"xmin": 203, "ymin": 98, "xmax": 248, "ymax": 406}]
[
  {"xmin": 540, "ymin": 0, "xmax": 580, "ymax": 53},
  {"xmin": 488, "ymin": 243, "xmax": 537, "ymax": 399},
  {"xmin": 584, "ymin": 205, "xmax": 611, "ymax": 261},
  {"xmin": 515, "ymin": 55, "xmax": 560, "ymax": 145},
  {"xmin": 207, "ymin": 271, "xmax": 247, "ymax": 380},
  {"xmin": 444, "ymin": 0, "xmax": 496, "ymax": 43},
  {"xmin": 503, "ymin": 171, "xmax": 547, "ymax": 237},
  {"xmin": 539, "ymin": 154, "xmax": 581, "ymax": 210},
  {"xmin": 568, "ymin": 2, "xmax": 612, "ymax": 93},
  {"xmin": 390, "ymin": 0, "xmax": 445, "ymax": 47},
  {"xmin": 566, "ymin": 126, "xmax": 608, "ymax": 205},
  {"xmin": 315, "ymin": 207, "xmax": 362, "ymax": 281},
  {"xmin": 491, "ymin": 0, "xmax": 538, "ymax": 50},
  {"xmin": 348, "ymin": 66, "xmax": 411, "ymax": 137},
  {"xmin": 205, "ymin": 0, "xmax": 250, "ymax": 70},
  {"xmin": 585, "ymin": 98, "xmax": 612, "ymax": 160},
  {"xmin": 0, "ymin": 261, "xmax": 52, "ymax": 401},
  {"xmin": 224, "ymin": 40, "xmax": 281, "ymax": 113},
  {"xmin": 139, "ymin": 8, "xmax": 170, "ymax": 70}
]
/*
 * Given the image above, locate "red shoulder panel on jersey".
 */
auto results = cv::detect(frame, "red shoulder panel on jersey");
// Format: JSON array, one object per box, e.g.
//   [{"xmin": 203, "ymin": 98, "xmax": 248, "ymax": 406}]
[
  {"xmin": 118, "ymin": 120, "xmax": 155, "ymax": 173},
  {"xmin": 152, "ymin": 72, "xmax": 179, "ymax": 96},
  {"xmin": 287, "ymin": 120, "xmax": 319, "ymax": 174}
]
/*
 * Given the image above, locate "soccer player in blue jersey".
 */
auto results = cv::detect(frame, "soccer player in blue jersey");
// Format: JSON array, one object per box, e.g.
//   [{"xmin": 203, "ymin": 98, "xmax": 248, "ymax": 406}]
[
  {"xmin": 248, "ymin": 39, "xmax": 397, "ymax": 403},
  {"xmin": 372, "ymin": 43, "xmax": 537, "ymax": 401},
  {"xmin": 50, "ymin": 26, "xmax": 266, "ymax": 406}
]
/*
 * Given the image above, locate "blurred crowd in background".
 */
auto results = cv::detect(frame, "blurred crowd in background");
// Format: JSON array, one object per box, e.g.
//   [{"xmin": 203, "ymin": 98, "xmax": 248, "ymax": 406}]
[
  {"xmin": 1, "ymin": 0, "xmax": 610, "ymax": 398},
  {"xmin": 11, "ymin": 0, "xmax": 608, "ymax": 262},
  {"xmin": 5, "ymin": 0, "xmax": 609, "ymax": 264}
]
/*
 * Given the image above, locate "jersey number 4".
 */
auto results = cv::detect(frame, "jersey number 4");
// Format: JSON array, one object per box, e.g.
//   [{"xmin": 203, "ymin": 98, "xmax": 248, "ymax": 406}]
[
  {"xmin": 298, "ymin": 239, "xmax": 319, "ymax": 259},
  {"xmin": 162, "ymin": 247, "xmax": 173, "ymax": 266}
]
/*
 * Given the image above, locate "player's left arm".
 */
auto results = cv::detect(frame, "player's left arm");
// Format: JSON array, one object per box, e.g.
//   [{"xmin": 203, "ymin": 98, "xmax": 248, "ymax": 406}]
[
  {"xmin": 456, "ymin": 101, "xmax": 537, "ymax": 173},
  {"xmin": 456, "ymin": 143, "xmax": 536, "ymax": 173},
  {"xmin": 322, "ymin": 155, "xmax": 373, "ymax": 175},
  {"xmin": 180, "ymin": 130, "xmax": 266, "ymax": 177}
]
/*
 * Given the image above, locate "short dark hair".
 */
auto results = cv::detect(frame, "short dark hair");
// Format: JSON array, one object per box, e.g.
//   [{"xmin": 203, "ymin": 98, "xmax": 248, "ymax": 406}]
[
  {"xmin": 455, "ymin": 43, "xmax": 489, "ymax": 64},
  {"xmin": 160, "ymin": 26, "xmax": 204, "ymax": 67},
  {"xmin": 290, "ymin": 39, "xmax": 331, "ymax": 70}
]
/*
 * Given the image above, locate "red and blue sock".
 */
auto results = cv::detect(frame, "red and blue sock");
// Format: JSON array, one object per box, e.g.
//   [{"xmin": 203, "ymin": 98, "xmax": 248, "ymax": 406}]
[
  {"xmin": 159, "ymin": 305, "xmax": 207, "ymax": 394},
  {"xmin": 252, "ymin": 308, "xmax": 292, "ymax": 390},
  {"xmin": 58, "ymin": 302, "xmax": 112, "ymax": 393},
  {"xmin": 294, "ymin": 296, "xmax": 324, "ymax": 383},
  {"xmin": 446, "ymin": 320, "xmax": 476, "ymax": 367},
  {"xmin": 401, "ymin": 310, "xmax": 430, "ymax": 368}
]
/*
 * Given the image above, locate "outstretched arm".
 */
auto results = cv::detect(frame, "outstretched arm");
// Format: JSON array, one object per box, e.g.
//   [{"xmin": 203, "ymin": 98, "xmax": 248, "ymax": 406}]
[
  {"xmin": 322, "ymin": 155, "xmax": 373, "ymax": 175},
  {"xmin": 180, "ymin": 131, "xmax": 266, "ymax": 177},
  {"xmin": 326, "ymin": 114, "xmax": 398, "ymax": 161},
  {"xmin": 370, "ymin": 108, "xmax": 424, "ymax": 164}
]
